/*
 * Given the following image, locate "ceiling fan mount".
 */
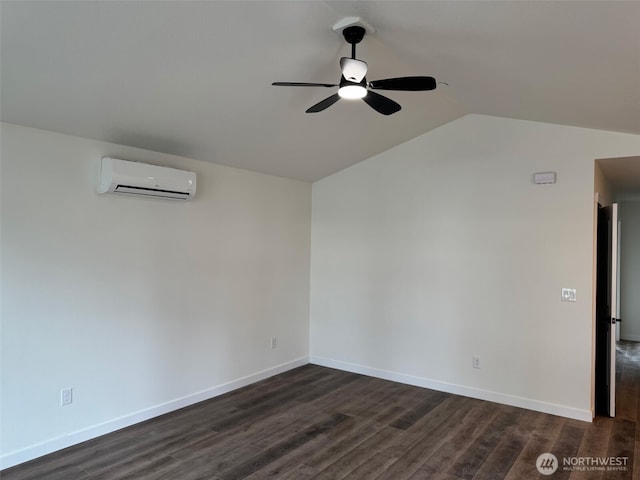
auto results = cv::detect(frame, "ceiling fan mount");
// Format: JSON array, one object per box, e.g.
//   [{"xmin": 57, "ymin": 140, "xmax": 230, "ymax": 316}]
[
  {"xmin": 342, "ymin": 25, "xmax": 365, "ymax": 46},
  {"xmin": 272, "ymin": 21, "xmax": 437, "ymax": 115}
]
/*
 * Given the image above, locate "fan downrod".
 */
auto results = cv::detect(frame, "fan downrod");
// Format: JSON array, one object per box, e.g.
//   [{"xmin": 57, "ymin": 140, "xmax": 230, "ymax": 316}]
[{"xmin": 342, "ymin": 26, "xmax": 365, "ymax": 59}]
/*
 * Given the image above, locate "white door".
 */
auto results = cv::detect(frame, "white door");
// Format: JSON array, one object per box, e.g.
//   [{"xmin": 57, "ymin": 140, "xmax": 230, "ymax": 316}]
[
  {"xmin": 615, "ymin": 219, "xmax": 622, "ymax": 342},
  {"xmin": 609, "ymin": 203, "xmax": 619, "ymax": 416}
]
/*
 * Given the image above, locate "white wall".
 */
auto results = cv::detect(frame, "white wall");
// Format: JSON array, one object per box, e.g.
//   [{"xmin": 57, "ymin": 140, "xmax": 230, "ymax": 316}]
[
  {"xmin": 620, "ymin": 199, "xmax": 640, "ymax": 341},
  {"xmin": 0, "ymin": 123, "xmax": 311, "ymax": 468},
  {"xmin": 310, "ymin": 114, "xmax": 640, "ymax": 422}
]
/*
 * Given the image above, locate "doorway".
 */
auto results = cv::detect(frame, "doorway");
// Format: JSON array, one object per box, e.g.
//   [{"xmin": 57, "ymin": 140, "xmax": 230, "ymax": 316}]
[{"xmin": 594, "ymin": 156, "xmax": 640, "ymax": 419}]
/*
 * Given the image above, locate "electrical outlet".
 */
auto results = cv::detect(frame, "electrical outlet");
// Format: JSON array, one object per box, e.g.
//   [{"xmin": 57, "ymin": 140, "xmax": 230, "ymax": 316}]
[
  {"xmin": 61, "ymin": 387, "xmax": 73, "ymax": 406},
  {"xmin": 270, "ymin": 336, "xmax": 277, "ymax": 349},
  {"xmin": 472, "ymin": 356, "xmax": 481, "ymax": 369},
  {"xmin": 561, "ymin": 288, "xmax": 577, "ymax": 302}
]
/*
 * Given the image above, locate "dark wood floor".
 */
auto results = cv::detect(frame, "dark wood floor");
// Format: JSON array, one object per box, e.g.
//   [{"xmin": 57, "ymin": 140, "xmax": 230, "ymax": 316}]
[{"xmin": 3, "ymin": 341, "xmax": 639, "ymax": 480}]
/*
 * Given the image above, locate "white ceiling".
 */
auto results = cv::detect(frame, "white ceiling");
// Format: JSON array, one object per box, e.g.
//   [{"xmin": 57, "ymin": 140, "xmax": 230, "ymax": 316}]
[{"xmin": 2, "ymin": 1, "xmax": 639, "ymax": 182}]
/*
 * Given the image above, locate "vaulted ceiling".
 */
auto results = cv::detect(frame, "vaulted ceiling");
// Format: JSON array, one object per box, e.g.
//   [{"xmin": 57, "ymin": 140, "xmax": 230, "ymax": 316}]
[{"xmin": 2, "ymin": 1, "xmax": 639, "ymax": 182}]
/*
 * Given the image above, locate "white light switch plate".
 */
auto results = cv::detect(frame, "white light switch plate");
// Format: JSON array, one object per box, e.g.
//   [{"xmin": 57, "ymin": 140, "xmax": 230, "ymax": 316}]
[{"xmin": 561, "ymin": 288, "xmax": 577, "ymax": 302}]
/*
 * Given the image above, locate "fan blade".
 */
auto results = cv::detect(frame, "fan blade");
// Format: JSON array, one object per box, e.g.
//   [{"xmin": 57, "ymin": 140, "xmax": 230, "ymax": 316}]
[
  {"xmin": 272, "ymin": 82, "xmax": 337, "ymax": 88},
  {"xmin": 306, "ymin": 93, "xmax": 340, "ymax": 113},
  {"xmin": 369, "ymin": 76, "xmax": 436, "ymax": 91},
  {"xmin": 362, "ymin": 91, "xmax": 401, "ymax": 115}
]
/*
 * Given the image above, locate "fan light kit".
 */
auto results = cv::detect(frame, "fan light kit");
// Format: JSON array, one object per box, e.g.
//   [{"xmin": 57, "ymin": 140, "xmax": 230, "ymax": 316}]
[
  {"xmin": 272, "ymin": 20, "xmax": 437, "ymax": 115},
  {"xmin": 339, "ymin": 82, "xmax": 367, "ymax": 99}
]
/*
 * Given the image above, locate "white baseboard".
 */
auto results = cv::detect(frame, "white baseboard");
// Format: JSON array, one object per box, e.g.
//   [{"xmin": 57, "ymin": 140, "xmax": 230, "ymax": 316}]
[
  {"xmin": 621, "ymin": 334, "xmax": 640, "ymax": 342},
  {"xmin": 310, "ymin": 356, "xmax": 593, "ymax": 423},
  {"xmin": 0, "ymin": 356, "xmax": 309, "ymax": 470}
]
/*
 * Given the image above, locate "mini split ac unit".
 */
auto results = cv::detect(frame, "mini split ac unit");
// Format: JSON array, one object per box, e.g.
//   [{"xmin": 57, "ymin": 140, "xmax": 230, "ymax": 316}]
[{"xmin": 97, "ymin": 157, "xmax": 196, "ymax": 200}]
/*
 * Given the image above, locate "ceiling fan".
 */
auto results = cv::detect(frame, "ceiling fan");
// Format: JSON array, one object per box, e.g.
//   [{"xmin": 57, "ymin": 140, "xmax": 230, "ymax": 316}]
[{"xmin": 272, "ymin": 25, "xmax": 437, "ymax": 115}]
